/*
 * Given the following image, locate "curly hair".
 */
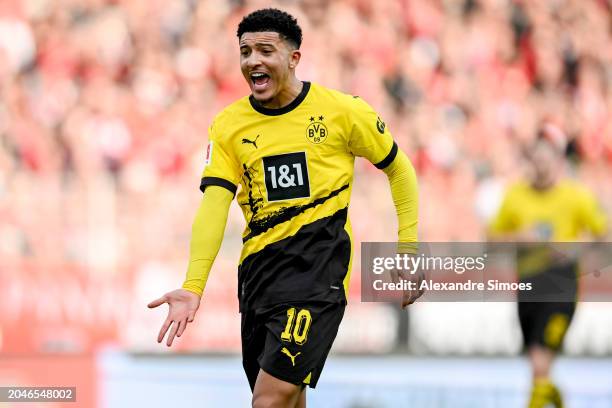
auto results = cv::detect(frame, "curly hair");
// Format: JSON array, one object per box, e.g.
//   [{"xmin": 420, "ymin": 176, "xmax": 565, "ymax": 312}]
[{"xmin": 237, "ymin": 8, "xmax": 302, "ymax": 49}]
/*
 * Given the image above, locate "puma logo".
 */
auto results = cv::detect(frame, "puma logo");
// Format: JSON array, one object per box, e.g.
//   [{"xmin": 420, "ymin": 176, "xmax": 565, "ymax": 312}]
[
  {"xmin": 281, "ymin": 347, "xmax": 301, "ymax": 366},
  {"xmin": 242, "ymin": 135, "xmax": 259, "ymax": 148},
  {"xmin": 376, "ymin": 117, "xmax": 386, "ymax": 134}
]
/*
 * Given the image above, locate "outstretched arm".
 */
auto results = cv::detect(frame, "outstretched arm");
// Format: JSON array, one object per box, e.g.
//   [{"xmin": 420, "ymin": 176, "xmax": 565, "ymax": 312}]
[
  {"xmin": 148, "ymin": 185, "xmax": 233, "ymax": 346},
  {"xmin": 182, "ymin": 185, "xmax": 234, "ymax": 295},
  {"xmin": 382, "ymin": 147, "xmax": 420, "ymax": 307},
  {"xmin": 382, "ymin": 147, "xmax": 418, "ymax": 246}
]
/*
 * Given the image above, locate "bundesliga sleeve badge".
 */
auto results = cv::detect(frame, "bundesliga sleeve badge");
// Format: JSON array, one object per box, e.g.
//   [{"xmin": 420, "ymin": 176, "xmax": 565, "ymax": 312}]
[{"xmin": 204, "ymin": 141, "xmax": 213, "ymax": 166}]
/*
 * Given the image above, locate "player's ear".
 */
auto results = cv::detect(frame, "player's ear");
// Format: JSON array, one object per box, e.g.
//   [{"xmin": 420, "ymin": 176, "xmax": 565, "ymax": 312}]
[{"xmin": 289, "ymin": 49, "xmax": 301, "ymax": 70}]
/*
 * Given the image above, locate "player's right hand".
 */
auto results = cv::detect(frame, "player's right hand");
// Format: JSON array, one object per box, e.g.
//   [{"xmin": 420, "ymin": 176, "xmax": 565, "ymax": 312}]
[{"xmin": 147, "ymin": 289, "xmax": 201, "ymax": 347}]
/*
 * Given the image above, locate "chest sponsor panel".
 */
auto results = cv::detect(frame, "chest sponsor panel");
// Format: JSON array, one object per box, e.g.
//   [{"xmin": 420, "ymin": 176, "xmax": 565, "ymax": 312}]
[{"xmin": 262, "ymin": 152, "xmax": 310, "ymax": 202}]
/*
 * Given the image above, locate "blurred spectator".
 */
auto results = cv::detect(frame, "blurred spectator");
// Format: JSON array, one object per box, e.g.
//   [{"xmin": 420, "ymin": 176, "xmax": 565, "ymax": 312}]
[{"xmin": 0, "ymin": 0, "xmax": 610, "ymax": 275}]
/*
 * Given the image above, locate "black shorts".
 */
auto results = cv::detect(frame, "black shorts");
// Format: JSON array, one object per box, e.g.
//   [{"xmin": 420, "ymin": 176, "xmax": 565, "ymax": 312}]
[
  {"xmin": 241, "ymin": 301, "xmax": 345, "ymax": 391},
  {"xmin": 517, "ymin": 262, "xmax": 578, "ymax": 351},
  {"xmin": 518, "ymin": 300, "xmax": 575, "ymax": 351}
]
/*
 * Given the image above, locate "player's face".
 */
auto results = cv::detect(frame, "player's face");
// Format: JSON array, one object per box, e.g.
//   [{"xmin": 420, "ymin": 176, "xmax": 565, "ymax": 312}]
[
  {"xmin": 528, "ymin": 142, "xmax": 562, "ymax": 189},
  {"xmin": 239, "ymin": 31, "xmax": 300, "ymax": 105}
]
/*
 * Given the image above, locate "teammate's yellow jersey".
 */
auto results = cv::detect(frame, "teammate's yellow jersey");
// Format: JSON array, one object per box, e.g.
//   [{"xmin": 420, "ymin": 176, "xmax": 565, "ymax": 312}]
[
  {"xmin": 490, "ymin": 180, "xmax": 607, "ymax": 241},
  {"xmin": 201, "ymin": 82, "xmax": 397, "ymax": 310}
]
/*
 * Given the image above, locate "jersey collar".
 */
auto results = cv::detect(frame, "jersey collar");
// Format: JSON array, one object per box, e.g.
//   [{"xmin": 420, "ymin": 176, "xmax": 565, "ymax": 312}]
[{"xmin": 249, "ymin": 81, "xmax": 311, "ymax": 116}]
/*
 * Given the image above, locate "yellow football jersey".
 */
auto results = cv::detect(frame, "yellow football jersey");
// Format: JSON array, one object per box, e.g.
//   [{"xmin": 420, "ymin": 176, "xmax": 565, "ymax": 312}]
[
  {"xmin": 200, "ymin": 82, "xmax": 397, "ymax": 310},
  {"xmin": 490, "ymin": 180, "xmax": 607, "ymax": 279},
  {"xmin": 490, "ymin": 180, "xmax": 607, "ymax": 241}
]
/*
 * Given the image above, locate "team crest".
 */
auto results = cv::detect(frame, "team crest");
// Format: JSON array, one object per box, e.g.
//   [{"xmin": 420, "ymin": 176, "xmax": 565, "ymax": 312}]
[{"xmin": 306, "ymin": 115, "xmax": 328, "ymax": 144}]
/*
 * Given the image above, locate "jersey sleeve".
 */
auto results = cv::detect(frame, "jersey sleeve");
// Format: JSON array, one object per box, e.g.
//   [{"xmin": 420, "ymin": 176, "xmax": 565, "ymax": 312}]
[
  {"xmin": 182, "ymin": 185, "xmax": 233, "ymax": 297},
  {"xmin": 347, "ymin": 97, "xmax": 397, "ymax": 169},
  {"xmin": 489, "ymin": 187, "xmax": 519, "ymax": 235},
  {"xmin": 576, "ymin": 187, "xmax": 608, "ymax": 237},
  {"xmin": 199, "ymin": 119, "xmax": 241, "ymax": 196}
]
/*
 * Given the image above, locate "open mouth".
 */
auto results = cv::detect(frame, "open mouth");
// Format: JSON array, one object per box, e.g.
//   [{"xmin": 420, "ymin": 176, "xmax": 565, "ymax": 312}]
[{"xmin": 250, "ymin": 72, "xmax": 270, "ymax": 90}]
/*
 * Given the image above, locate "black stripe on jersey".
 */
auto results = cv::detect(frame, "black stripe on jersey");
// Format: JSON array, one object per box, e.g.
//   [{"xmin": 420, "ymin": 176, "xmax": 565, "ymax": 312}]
[
  {"xmin": 238, "ymin": 207, "xmax": 350, "ymax": 311},
  {"xmin": 249, "ymin": 82, "xmax": 311, "ymax": 116},
  {"xmin": 243, "ymin": 183, "xmax": 349, "ymax": 243},
  {"xmin": 374, "ymin": 142, "xmax": 398, "ymax": 170},
  {"xmin": 200, "ymin": 176, "xmax": 237, "ymax": 195}
]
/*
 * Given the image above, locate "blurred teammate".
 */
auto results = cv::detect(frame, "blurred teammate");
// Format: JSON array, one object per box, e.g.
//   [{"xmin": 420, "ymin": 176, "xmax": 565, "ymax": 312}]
[
  {"xmin": 489, "ymin": 127, "xmax": 608, "ymax": 408},
  {"xmin": 148, "ymin": 8, "xmax": 419, "ymax": 408}
]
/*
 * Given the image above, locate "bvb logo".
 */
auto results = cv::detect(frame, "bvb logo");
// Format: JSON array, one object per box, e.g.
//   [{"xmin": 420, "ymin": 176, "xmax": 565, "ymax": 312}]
[{"xmin": 306, "ymin": 116, "xmax": 328, "ymax": 144}]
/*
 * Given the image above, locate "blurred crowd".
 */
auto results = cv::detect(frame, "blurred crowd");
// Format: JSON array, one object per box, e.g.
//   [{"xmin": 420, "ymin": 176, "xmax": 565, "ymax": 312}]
[{"xmin": 1, "ymin": 0, "xmax": 611, "ymax": 275}]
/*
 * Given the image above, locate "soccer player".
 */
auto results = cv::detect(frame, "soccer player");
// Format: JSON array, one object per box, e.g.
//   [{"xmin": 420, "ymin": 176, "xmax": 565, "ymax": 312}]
[
  {"xmin": 147, "ymin": 8, "xmax": 419, "ymax": 408},
  {"xmin": 489, "ymin": 129, "xmax": 608, "ymax": 408}
]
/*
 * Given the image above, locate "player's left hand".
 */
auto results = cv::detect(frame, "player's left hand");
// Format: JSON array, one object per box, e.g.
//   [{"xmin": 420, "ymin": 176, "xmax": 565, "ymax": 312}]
[
  {"xmin": 403, "ymin": 269, "xmax": 425, "ymax": 308},
  {"xmin": 391, "ymin": 268, "xmax": 425, "ymax": 309}
]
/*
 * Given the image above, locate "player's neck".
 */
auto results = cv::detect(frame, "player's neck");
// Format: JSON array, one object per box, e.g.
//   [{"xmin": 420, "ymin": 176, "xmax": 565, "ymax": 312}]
[
  {"xmin": 259, "ymin": 78, "xmax": 304, "ymax": 109},
  {"xmin": 530, "ymin": 178, "xmax": 557, "ymax": 191}
]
